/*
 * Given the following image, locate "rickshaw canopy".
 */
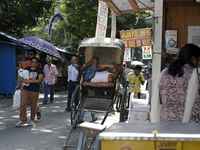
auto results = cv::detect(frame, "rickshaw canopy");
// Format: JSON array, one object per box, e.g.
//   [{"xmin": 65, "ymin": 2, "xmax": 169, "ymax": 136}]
[
  {"xmin": 78, "ymin": 37, "xmax": 125, "ymax": 53},
  {"xmin": 78, "ymin": 37, "xmax": 125, "ymax": 65}
]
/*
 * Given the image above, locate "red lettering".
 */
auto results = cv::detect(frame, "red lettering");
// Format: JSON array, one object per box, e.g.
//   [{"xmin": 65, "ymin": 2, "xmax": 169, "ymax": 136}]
[
  {"xmin": 121, "ymin": 146, "xmax": 132, "ymax": 150},
  {"xmin": 97, "ymin": 23, "xmax": 106, "ymax": 31}
]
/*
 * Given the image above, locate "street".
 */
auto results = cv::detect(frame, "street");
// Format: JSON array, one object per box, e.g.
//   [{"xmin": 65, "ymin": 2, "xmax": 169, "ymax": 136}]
[{"xmin": 0, "ymin": 91, "xmax": 119, "ymax": 150}]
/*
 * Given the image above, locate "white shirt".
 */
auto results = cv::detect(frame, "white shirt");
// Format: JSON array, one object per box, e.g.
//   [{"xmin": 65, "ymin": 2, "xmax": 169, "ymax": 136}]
[
  {"xmin": 91, "ymin": 71, "xmax": 113, "ymax": 82},
  {"xmin": 68, "ymin": 65, "xmax": 78, "ymax": 82}
]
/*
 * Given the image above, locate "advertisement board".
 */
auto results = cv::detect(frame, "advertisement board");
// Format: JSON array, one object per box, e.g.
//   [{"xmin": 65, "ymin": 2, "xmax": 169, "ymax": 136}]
[
  {"xmin": 165, "ymin": 30, "xmax": 177, "ymax": 49},
  {"xmin": 142, "ymin": 46, "xmax": 152, "ymax": 59},
  {"xmin": 120, "ymin": 29, "xmax": 151, "ymax": 48},
  {"xmin": 95, "ymin": 1, "xmax": 108, "ymax": 43},
  {"xmin": 110, "ymin": 11, "xmax": 116, "ymax": 45},
  {"xmin": 124, "ymin": 48, "xmax": 131, "ymax": 61}
]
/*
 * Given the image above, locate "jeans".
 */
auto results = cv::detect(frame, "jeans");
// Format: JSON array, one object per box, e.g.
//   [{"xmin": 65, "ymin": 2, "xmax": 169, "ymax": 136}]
[
  {"xmin": 43, "ymin": 83, "xmax": 55, "ymax": 102},
  {"xmin": 80, "ymin": 111, "xmax": 96, "ymax": 120},
  {"xmin": 67, "ymin": 80, "xmax": 79, "ymax": 108}
]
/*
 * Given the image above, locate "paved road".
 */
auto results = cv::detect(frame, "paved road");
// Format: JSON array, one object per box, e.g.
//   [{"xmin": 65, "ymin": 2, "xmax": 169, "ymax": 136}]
[{"xmin": 0, "ymin": 91, "xmax": 119, "ymax": 150}]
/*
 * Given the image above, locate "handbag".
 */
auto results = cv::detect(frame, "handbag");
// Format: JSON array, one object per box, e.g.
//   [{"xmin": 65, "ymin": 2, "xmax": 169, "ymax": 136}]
[{"xmin": 12, "ymin": 90, "xmax": 21, "ymax": 108}]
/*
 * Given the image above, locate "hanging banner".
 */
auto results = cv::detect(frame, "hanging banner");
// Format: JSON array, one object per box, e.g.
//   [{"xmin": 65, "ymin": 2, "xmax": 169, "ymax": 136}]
[
  {"xmin": 110, "ymin": 11, "xmax": 116, "ymax": 45},
  {"xmin": 142, "ymin": 46, "xmax": 152, "ymax": 59},
  {"xmin": 95, "ymin": 1, "xmax": 108, "ymax": 43},
  {"xmin": 120, "ymin": 29, "xmax": 151, "ymax": 48},
  {"xmin": 124, "ymin": 48, "xmax": 131, "ymax": 61},
  {"xmin": 165, "ymin": 30, "xmax": 177, "ymax": 49}
]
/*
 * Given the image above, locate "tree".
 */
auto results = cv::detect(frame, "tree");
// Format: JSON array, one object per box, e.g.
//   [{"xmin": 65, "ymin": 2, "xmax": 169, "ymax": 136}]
[
  {"xmin": 0, "ymin": 0, "xmax": 55, "ymax": 36},
  {"xmin": 21, "ymin": 0, "xmax": 152, "ymax": 50}
]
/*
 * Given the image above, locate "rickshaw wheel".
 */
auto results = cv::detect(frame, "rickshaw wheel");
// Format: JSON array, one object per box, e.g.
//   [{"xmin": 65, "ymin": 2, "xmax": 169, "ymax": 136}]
[
  {"xmin": 119, "ymin": 88, "xmax": 127, "ymax": 122},
  {"xmin": 70, "ymin": 85, "xmax": 81, "ymax": 129}
]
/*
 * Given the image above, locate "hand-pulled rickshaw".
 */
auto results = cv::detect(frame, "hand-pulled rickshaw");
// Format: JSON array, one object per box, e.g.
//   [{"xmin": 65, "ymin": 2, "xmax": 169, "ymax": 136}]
[{"xmin": 63, "ymin": 37, "xmax": 126, "ymax": 149}]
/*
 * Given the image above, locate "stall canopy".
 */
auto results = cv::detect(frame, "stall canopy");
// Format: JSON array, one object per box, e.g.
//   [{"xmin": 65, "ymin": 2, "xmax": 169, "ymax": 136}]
[{"xmin": 105, "ymin": 0, "xmax": 154, "ymax": 15}]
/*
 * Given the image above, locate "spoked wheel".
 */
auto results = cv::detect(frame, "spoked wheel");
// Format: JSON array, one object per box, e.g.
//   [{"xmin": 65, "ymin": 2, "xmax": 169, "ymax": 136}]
[
  {"xmin": 70, "ymin": 85, "xmax": 81, "ymax": 129},
  {"xmin": 119, "ymin": 88, "xmax": 127, "ymax": 122}
]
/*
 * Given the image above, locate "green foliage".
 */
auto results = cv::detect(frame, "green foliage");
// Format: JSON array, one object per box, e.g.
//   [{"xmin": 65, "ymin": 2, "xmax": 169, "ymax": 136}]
[
  {"xmin": 20, "ymin": 0, "xmax": 152, "ymax": 50},
  {"xmin": 0, "ymin": 0, "xmax": 55, "ymax": 36},
  {"xmin": 22, "ymin": 24, "xmax": 47, "ymax": 40}
]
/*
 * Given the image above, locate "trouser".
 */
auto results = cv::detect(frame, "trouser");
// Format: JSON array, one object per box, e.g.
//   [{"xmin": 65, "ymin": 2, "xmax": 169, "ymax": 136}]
[
  {"xmin": 67, "ymin": 80, "xmax": 79, "ymax": 108},
  {"xmin": 127, "ymin": 92, "xmax": 141, "ymax": 108},
  {"xmin": 43, "ymin": 83, "xmax": 55, "ymax": 102},
  {"xmin": 80, "ymin": 111, "xmax": 96, "ymax": 120},
  {"xmin": 20, "ymin": 89, "xmax": 39, "ymax": 122},
  {"xmin": 63, "ymin": 76, "xmax": 68, "ymax": 87}
]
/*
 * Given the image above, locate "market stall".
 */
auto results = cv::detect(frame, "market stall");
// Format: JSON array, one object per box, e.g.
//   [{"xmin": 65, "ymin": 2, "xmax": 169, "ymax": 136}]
[{"xmin": 0, "ymin": 32, "xmax": 30, "ymax": 98}]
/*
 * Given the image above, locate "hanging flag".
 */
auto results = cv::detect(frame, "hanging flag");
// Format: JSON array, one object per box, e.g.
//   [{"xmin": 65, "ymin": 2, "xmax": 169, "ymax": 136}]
[
  {"xmin": 95, "ymin": 1, "xmax": 108, "ymax": 43},
  {"xmin": 110, "ymin": 11, "xmax": 116, "ymax": 45}
]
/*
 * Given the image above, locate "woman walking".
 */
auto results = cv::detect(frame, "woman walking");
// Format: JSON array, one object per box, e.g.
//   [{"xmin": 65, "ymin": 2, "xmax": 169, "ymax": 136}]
[{"xmin": 15, "ymin": 57, "xmax": 44, "ymax": 127}]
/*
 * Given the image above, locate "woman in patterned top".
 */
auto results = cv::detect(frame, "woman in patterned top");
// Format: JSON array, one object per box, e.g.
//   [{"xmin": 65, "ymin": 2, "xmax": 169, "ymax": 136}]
[{"xmin": 152, "ymin": 44, "xmax": 200, "ymax": 123}]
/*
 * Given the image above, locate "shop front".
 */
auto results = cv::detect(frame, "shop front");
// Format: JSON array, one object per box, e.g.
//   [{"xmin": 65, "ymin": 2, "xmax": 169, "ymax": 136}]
[{"xmin": 0, "ymin": 32, "xmax": 30, "ymax": 98}]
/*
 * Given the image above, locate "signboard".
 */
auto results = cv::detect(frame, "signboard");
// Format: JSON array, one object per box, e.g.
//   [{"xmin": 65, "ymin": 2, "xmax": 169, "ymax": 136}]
[
  {"xmin": 95, "ymin": 1, "xmax": 108, "ymax": 43},
  {"xmin": 167, "ymin": 47, "xmax": 179, "ymax": 54},
  {"xmin": 142, "ymin": 46, "xmax": 152, "ymax": 59},
  {"xmin": 110, "ymin": 11, "xmax": 116, "ymax": 45},
  {"xmin": 188, "ymin": 26, "xmax": 200, "ymax": 47},
  {"xmin": 124, "ymin": 48, "xmax": 131, "ymax": 61},
  {"xmin": 120, "ymin": 29, "xmax": 151, "ymax": 48},
  {"xmin": 165, "ymin": 30, "xmax": 177, "ymax": 49}
]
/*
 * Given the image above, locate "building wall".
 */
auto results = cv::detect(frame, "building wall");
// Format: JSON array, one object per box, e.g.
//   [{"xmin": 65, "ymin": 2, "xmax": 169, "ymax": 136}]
[{"xmin": 164, "ymin": 1, "xmax": 200, "ymax": 49}]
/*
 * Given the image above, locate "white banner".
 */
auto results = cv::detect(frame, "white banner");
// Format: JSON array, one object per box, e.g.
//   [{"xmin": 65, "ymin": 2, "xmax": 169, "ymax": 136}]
[
  {"xmin": 142, "ymin": 46, "xmax": 152, "ymax": 59},
  {"xmin": 95, "ymin": 1, "xmax": 108, "ymax": 43},
  {"xmin": 124, "ymin": 48, "xmax": 131, "ymax": 61},
  {"xmin": 110, "ymin": 11, "xmax": 116, "ymax": 45}
]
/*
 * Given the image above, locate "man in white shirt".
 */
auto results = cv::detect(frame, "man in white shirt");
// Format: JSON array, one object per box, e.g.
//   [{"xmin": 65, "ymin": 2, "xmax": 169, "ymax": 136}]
[
  {"xmin": 65, "ymin": 56, "xmax": 79, "ymax": 111},
  {"xmin": 78, "ymin": 56, "xmax": 120, "ymax": 83}
]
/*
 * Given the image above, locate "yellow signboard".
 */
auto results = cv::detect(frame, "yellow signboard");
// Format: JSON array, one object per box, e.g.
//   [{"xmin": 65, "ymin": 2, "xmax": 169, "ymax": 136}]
[{"xmin": 101, "ymin": 140, "xmax": 200, "ymax": 150}]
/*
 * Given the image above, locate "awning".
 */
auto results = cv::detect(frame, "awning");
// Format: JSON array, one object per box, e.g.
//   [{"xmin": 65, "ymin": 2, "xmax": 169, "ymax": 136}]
[{"xmin": 105, "ymin": 0, "xmax": 154, "ymax": 15}]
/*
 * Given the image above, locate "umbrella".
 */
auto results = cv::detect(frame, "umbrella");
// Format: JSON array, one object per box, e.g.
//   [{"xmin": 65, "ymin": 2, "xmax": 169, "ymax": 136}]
[
  {"xmin": 131, "ymin": 61, "xmax": 144, "ymax": 66},
  {"xmin": 18, "ymin": 36, "xmax": 61, "ymax": 59}
]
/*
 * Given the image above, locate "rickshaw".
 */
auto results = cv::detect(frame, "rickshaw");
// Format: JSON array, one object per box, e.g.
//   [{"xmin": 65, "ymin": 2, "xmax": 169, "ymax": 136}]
[{"xmin": 63, "ymin": 37, "xmax": 126, "ymax": 149}]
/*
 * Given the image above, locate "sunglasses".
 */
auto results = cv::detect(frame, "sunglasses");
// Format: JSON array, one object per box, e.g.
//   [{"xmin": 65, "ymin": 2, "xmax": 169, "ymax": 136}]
[
  {"xmin": 31, "ymin": 61, "xmax": 38, "ymax": 64},
  {"xmin": 28, "ymin": 53, "xmax": 34, "ymax": 56}
]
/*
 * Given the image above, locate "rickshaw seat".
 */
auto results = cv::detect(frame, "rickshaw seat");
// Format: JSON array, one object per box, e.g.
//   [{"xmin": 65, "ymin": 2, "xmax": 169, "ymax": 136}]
[{"xmin": 82, "ymin": 81, "xmax": 115, "ymax": 87}]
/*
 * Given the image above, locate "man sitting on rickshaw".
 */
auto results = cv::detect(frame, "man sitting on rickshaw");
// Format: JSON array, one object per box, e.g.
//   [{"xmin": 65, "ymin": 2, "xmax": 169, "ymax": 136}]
[{"xmin": 76, "ymin": 56, "xmax": 120, "ymax": 83}]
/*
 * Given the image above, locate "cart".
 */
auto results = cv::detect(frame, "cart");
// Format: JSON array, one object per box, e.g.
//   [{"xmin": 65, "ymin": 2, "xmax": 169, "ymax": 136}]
[
  {"xmin": 63, "ymin": 37, "xmax": 126, "ymax": 149},
  {"xmin": 99, "ymin": 123, "xmax": 200, "ymax": 150}
]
